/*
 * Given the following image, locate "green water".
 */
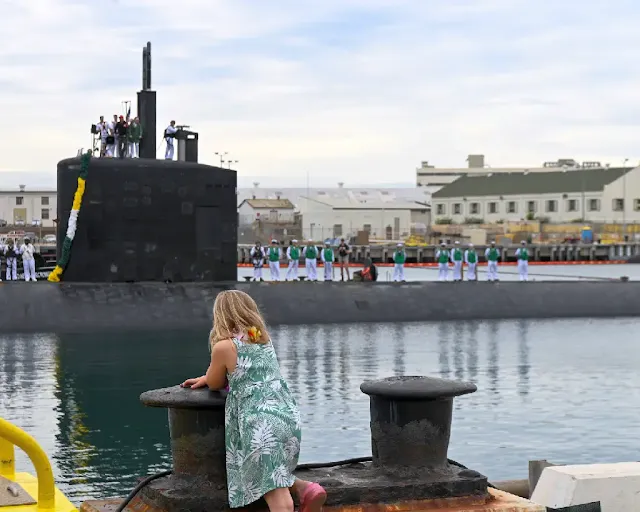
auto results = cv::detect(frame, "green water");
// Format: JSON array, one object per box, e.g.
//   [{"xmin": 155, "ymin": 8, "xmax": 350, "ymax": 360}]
[{"xmin": 2, "ymin": 320, "xmax": 640, "ymax": 504}]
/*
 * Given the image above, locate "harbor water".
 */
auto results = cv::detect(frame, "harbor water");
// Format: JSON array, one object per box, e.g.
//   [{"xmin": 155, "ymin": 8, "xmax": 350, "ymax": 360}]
[{"xmin": 2, "ymin": 317, "xmax": 640, "ymax": 504}]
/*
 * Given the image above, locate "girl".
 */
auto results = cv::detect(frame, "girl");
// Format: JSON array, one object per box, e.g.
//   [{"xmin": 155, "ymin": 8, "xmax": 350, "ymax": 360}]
[{"xmin": 181, "ymin": 290, "xmax": 326, "ymax": 512}]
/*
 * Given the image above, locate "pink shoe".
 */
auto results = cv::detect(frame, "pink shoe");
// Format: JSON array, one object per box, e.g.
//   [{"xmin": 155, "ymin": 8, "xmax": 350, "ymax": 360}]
[{"xmin": 299, "ymin": 483, "xmax": 326, "ymax": 512}]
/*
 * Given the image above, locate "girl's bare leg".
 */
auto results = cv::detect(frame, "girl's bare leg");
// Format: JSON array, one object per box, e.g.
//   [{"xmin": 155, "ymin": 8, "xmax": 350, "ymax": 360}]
[{"xmin": 264, "ymin": 487, "xmax": 294, "ymax": 512}]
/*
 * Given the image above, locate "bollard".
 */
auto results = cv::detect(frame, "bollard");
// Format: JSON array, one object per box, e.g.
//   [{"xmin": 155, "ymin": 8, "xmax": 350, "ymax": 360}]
[
  {"xmin": 138, "ymin": 386, "xmax": 229, "ymax": 511},
  {"xmin": 360, "ymin": 376, "xmax": 477, "ymax": 469}
]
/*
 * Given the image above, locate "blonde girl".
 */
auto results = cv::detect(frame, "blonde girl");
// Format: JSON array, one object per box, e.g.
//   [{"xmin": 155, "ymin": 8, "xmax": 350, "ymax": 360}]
[{"xmin": 181, "ymin": 290, "xmax": 326, "ymax": 512}]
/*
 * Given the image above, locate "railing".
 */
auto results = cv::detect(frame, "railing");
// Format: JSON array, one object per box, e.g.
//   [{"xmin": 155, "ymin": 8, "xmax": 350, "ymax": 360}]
[{"xmin": 0, "ymin": 417, "xmax": 55, "ymax": 510}]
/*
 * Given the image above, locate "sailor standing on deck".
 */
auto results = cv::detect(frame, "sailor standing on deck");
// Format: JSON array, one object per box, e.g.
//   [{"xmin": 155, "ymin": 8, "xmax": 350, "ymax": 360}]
[
  {"xmin": 105, "ymin": 115, "xmax": 116, "ymax": 157},
  {"xmin": 164, "ymin": 120, "xmax": 177, "ymax": 160},
  {"xmin": 4, "ymin": 239, "xmax": 18, "ymax": 281},
  {"xmin": 515, "ymin": 240, "xmax": 529, "ymax": 281},
  {"xmin": 321, "ymin": 242, "xmax": 334, "ymax": 281},
  {"xmin": 435, "ymin": 242, "xmax": 450, "ymax": 282},
  {"xmin": 20, "ymin": 237, "xmax": 36, "ymax": 282},
  {"xmin": 267, "ymin": 240, "xmax": 281, "ymax": 281},
  {"xmin": 464, "ymin": 243, "xmax": 478, "ymax": 281},
  {"xmin": 484, "ymin": 241, "xmax": 500, "ymax": 282},
  {"xmin": 392, "ymin": 243, "xmax": 406, "ymax": 282},
  {"xmin": 304, "ymin": 239, "xmax": 319, "ymax": 281},
  {"xmin": 450, "ymin": 241, "xmax": 464, "ymax": 282},
  {"xmin": 250, "ymin": 241, "xmax": 265, "ymax": 282},
  {"xmin": 286, "ymin": 240, "xmax": 300, "ymax": 281}
]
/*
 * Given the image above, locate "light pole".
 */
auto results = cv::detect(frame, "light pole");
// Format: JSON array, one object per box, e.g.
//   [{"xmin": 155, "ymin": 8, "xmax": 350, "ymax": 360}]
[
  {"xmin": 623, "ymin": 158, "xmax": 629, "ymax": 239},
  {"xmin": 228, "ymin": 160, "xmax": 238, "ymax": 169},
  {"xmin": 215, "ymin": 152, "xmax": 228, "ymax": 166}
]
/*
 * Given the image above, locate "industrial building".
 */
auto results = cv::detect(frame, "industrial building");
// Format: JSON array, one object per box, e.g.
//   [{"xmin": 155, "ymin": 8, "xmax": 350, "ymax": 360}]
[
  {"xmin": 238, "ymin": 185, "xmax": 432, "ymax": 241},
  {"xmin": 416, "ymin": 154, "xmax": 614, "ymax": 192},
  {"xmin": 0, "ymin": 185, "xmax": 57, "ymax": 227},
  {"xmin": 431, "ymin": 166, "xmax": 640, "ymax": 224}
]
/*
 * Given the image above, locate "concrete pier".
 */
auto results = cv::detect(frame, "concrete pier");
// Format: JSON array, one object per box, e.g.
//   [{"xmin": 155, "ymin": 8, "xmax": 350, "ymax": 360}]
[
  {"xmin": 1, "ymin": 280, "xmax": 640, "ymax": 334},
  {"xmin": 237, "ymin": 243, "xmax": 640, "ymax": 264}
]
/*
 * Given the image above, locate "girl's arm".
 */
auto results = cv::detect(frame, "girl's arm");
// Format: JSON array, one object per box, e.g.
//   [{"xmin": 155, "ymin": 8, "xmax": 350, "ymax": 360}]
[{"xmin": 205, "ymin": 339, "xmax": 235, "ymax": 390}]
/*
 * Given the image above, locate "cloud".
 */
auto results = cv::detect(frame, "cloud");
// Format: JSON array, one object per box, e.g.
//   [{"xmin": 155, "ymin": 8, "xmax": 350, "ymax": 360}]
[{"xmin": 1, "ymin": 0, "xmax": 639, "ymax": 187}]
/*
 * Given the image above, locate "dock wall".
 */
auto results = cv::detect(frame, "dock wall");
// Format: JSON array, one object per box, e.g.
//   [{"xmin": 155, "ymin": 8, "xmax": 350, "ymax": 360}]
[{"xmin": 1, "ymin": 281, "xmax": 639, "ymax": 334}]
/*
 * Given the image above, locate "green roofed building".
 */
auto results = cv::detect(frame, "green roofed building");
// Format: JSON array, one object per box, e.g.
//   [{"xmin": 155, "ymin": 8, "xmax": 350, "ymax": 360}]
[{"xmin": 431, "ymin": 166, "xmax": 640, "ymax": 224}]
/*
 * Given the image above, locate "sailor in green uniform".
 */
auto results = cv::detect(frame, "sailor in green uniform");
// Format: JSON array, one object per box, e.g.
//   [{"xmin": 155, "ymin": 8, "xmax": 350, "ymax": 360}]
[
  {"xmin": 484, "ymin": 241, "xmax": 500, "ymax": 281},
  {"xmin": 515, "ymin": 240, "xmax": 529, "ymax": 281},
  {"xmin": 464, "ymin": 243, "xmax": 478, "ymax": 281},
  {"xmin": 267, "ymin": 239, "xmax": 282, "ymax": 281},
  {"xmin": 304, "ymin": 239, "xmax": 319, "ymax": 281},
  {"xmin": 435, "ymin": 242, "xmax": 450, "ymax": 282},
  {"xmin": 392, "ymin": 243, "xmax": 406, "ymax": 282},
  {"xmin": 286, "ymin": 240, "xmax": 300, "ymax": 281},
  {"xmin": 321, "ymin": 241, "xmax": 335, "ymax": 281},
  {"xmin": 450, "ymin": 241, "xmax": 464, "ymax": 281}
]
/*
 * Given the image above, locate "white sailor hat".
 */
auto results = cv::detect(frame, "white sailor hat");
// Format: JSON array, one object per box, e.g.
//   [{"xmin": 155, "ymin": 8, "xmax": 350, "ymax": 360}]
[
  {"xmin": 521, "ymin": 240, "xmax": 526, "ymax": 244},
  {"xmin": 308, "ymin": 238, "xmax": 313, "ymax": 242},
  {"xmin": 440, "ymin": 242, "xmax": 446, "ymax": 246},
  {"xmin": 454, "ymin": 240, "xmax": 460, "ymax": 244},
  {"xmin": 397, "ymin": 242, "xmax": 403, "ymax": 247},
  {"xmin": 271, "ymin": 239, "xmax": 278, "ymax": 243},
  {"xmin": 468, "ymin": 243, "xmax": 474, "ymax": 247},
  {"xmin": 490, "ymin": 240, "xmax": 496, "ymax": 244},
  {"xmin": 292, "ymin": 239, "xmax": 298, "ymax": 243}
]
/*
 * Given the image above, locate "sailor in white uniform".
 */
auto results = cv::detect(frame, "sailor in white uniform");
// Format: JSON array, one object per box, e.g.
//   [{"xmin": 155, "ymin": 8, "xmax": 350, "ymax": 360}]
[
  {"xmin": 515, "ymin": 240, "xmax": 529, "ymax": 281},
  {"xmin": 321, "ymin": 241, "xmax": 334, "ymax": 281},
  {"xmin": 286, "ymin": 240, "xmax": 300, "ymax": 281},
  {"xmin": 464, "ymin": 243, "xmax": 478, "ymax": 281},
  {"xmin": 303, "ymin": 239, "xmax": 319, "ymax": 281},
  {"xmin": 4, "ymin": 238, "xmax": 18, "ymax": 281},
  {"xmin": 435, "ymin": 242, "xmax": 450, "ymax": 282},
  {"xmin": 450, "ymin": 241, "xmax": 464, "ymax": 281},
  {"xmin": 106, "ymin": 116, "xmax": 116, "ymax": 157},
  {"xmin": 164, "ymin": 120, "xmax": 177, "ymax": 160},
  {"xmin": 266, "ymin": 240, "xmax": 282, "ymax": 281},
  {"xmin": 20, "ymin": 237, "xmax": 36, "ymax": 281},
  {"xmin": 250, "ymin": 241, "xmax": 265, "ymax": 281},
  {"xmin": 484, "ymin": 241, "xmax": 500, "ymax": 282}
]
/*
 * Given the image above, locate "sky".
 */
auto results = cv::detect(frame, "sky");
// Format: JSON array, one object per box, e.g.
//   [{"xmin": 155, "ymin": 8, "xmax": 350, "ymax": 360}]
[{"xmin": 1, "ymin": 0, "xmax": 640, "ymax": 189}]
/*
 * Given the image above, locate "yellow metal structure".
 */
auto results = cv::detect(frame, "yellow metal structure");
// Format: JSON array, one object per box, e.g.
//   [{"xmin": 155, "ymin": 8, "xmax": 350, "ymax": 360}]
[{"xmin": 0, "ymin": 417, "xmax": 76, "ymax": 512}]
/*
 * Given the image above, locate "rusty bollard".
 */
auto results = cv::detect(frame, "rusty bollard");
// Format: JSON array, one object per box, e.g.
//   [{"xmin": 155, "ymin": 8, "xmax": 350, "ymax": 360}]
[
  {"xmin": 137, "ymin": 386, "xmax": 229, "ymax": 511},
  {"xmin": 360, "ymin": 376, "xmax": 477, "ymax": 469}
]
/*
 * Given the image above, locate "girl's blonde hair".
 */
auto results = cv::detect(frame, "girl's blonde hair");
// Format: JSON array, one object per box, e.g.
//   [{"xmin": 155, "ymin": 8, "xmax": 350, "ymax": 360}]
[{"xmin": 209, "ymin": 290, "xmax": 270, "ymax": 347}]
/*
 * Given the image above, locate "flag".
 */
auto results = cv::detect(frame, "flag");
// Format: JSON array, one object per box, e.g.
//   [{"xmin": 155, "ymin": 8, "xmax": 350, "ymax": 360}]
[{"xmin": 126, "ymin": 105, "xmax": 131, "ymax": 122}]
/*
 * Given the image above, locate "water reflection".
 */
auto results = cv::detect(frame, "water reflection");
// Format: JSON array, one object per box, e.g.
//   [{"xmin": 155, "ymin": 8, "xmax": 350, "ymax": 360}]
[{"xmin": 3, "ymin": 318, "xmax": 640, "ymax": 503}]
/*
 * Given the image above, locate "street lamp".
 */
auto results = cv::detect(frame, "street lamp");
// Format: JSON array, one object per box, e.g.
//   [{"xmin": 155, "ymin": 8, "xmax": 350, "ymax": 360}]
[
  {"xmin": 215, "ymin": 152, "xmax": 228, "ymax": 166},
  {"xmin": 228, "ymin": 160, "xmax": 239, "ymax": 169},
  {"xmin": 623, "ymin": 158, "xmax": 629, "ymax": 238}
]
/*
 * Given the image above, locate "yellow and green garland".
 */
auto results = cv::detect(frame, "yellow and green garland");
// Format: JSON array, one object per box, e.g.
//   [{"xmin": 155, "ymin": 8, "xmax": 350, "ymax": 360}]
[{"xmin": 48, "ymin": 152, "xmax": 91, "ymax": 282}]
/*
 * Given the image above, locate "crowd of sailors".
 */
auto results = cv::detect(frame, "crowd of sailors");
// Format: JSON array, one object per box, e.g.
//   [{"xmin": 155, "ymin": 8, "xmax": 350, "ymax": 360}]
[
  {"xmin": 95, "ymin": 115, "xmax": 180, "ymax": 161},
  {"xmin": 249, "ymin": 239, "xmax": 531, "ymax": 282},
  {"xmin": 0, "ymin": 237, "xmax": 38, "ymax": 282}
]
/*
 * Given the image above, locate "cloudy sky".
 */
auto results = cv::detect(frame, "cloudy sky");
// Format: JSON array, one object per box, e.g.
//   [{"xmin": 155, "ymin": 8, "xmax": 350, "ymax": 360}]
[{"xmin": 1, "ymin": 0, "xmax": 639, "ymax": 188}]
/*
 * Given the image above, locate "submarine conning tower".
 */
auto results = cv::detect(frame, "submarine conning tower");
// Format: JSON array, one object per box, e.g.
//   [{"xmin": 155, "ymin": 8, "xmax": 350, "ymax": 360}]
[{"xmin": 56, "ymin": 157, "xmax": 237, "ymax": 282}]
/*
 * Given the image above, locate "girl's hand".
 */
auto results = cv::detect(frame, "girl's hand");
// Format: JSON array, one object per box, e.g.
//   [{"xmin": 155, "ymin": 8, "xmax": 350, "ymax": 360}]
[{"xmin": 181, "ymin": 376, "xmax": 207, "ymax": 389}]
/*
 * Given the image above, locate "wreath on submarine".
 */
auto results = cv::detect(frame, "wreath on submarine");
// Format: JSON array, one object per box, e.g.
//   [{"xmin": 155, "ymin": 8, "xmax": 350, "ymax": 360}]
[{"xmin": 47, "ymin": 151, "xmax": 91, "ymax": 282}]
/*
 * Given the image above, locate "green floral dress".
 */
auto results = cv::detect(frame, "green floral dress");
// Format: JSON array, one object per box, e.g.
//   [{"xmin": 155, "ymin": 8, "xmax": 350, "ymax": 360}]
[{"xmin": 225, "ymin": 335, "xmax": 301, "ymax": 508}]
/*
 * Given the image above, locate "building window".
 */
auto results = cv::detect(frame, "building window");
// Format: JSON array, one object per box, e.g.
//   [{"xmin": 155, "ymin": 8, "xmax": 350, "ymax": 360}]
[
  {"xmin": 41, "ymin": 209, "xmax": 50, "ymax": 220},
  {"xmin": 527, "ymin": 201, "xmax": 537, "ymax": 213},
  {"xmin": 507, "ymin": 201, "xmax": 517, "ymax": 213},
  {"xmin": 635, "ymin": 199, "xmax": 640, "ymax": 212},
  {"xmin": 436, "ymin": 204, "xmax": 446, "ymax": 215},
  {"xmin": 453, "ymin": 203, "xmax": 462, "ymax": 215},
  {"xmin": 545, "ymin": 200, "xmax": 557, "ymax": 213},
  {"xmin": 567, "ymin": 199, "xmax": 578, "ymax": 212},
  {"xmin": 363, "ymin": 224, "xmax": 372, "ymax": 233},
  {"xmin": 470, "ymin": 202, "xmax": 480, "ymax": 215},
  {"xmin": 588, "ymin": 199, "xmax": 600, "ymax": 211},
  {"xmin": 488, "ymin": 202, "xmax": 498, "ymax": 214},
  {"xmin": 333, "ymin": 224, "xmax": 343, "ymax": 236},
  {"xmin": 41, "ymin": 196, "xmax": 49, "ymax": 205},
  {"xmin": 613, "ymin": 198, "xmax": 624, "ymax": 211},
  {"xmin": 16, "ymin": 196, "xmax": 24, "ymax": 206}
]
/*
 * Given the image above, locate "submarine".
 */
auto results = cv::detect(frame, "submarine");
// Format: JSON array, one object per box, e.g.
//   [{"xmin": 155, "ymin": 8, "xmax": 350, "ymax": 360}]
[{"xmin": 2, "ymin": 41, "xmax": 640, "ymax": 335}]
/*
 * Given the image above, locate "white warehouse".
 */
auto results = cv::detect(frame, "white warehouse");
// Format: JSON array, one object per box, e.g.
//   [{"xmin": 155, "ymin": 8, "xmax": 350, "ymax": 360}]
[
  {"xmin": 0, "ymin": 186, "xmax": 57, "ymax": 227},
  {"xmin": 298, "ymin": 195, "xmax": 430, "ymax": 240},
  {"xmin": 431, "ymin": 166, "xmax": 640, "ymax": 224}
]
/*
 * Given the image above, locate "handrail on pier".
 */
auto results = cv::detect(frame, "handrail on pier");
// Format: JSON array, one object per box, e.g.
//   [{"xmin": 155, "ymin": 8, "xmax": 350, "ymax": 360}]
[{"xmin": 0, "ymin": 417, "xmax": 55, "ymax": 510}]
